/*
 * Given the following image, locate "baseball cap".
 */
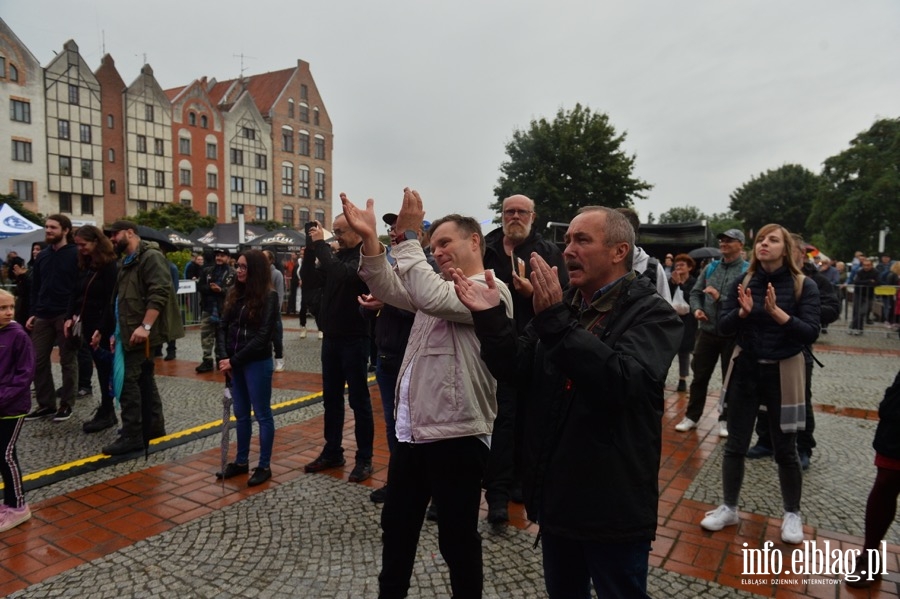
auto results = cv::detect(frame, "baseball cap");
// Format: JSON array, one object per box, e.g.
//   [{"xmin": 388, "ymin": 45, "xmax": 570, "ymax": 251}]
[
  {"xmin": 382, "ymin": 213, "xmax": 398, "ymax": 226},
  {"xmin": 214, "ymin": 248, "xmax": 230, "ymax": 256},
  {"xmin": 717, "ymin": 229, "xmax": 745, "ymax": 244}
]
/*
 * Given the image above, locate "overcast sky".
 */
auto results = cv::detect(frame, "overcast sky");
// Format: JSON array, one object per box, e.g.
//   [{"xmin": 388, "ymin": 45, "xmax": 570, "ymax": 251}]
[{"xmin": 5, "ymin": 0, "xmax": 899, "ymax": 227}]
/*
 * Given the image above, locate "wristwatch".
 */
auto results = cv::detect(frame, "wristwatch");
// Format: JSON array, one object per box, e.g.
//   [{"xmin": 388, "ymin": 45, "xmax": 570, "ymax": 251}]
[
  {"xmin": 142, "ymin": 323, "xmax": 152, "ymax": 331},
  {"xmin": 393, "ymin": 229, "xmax": 418, "ymax": 244}
]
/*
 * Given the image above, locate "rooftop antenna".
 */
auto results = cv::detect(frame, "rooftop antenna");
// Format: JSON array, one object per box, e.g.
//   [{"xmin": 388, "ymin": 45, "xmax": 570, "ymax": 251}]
[{"xmin": 233, "ymin": 52, "xmax": 257, "ymax": 77}]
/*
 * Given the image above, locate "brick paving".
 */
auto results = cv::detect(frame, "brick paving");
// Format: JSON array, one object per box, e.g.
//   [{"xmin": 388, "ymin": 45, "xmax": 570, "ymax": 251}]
[{"xmin": 1, "ymin": 317, "xmax": 898, "ymax": 597}]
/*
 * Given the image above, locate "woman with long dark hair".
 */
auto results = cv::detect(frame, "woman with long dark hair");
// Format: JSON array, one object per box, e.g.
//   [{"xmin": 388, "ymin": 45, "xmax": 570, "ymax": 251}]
[
  {"xmin": 216, "ymin": 250, "xmax": 279, "ymax": 487},
  {"xmin": 699, "ymin": 223, "xmax": 820, "ymax": 545},
  {"xmin": 65, "ymin": 225, "xmax": 119, "ymax": 432},
  {"xmin": 668, "ymin": 253, "xmax": 697, "ymax": 393}
]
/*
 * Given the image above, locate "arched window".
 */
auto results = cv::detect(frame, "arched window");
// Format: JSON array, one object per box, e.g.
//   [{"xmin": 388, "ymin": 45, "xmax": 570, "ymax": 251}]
[
  {"xmin": 9, "ymin": 64, "xmax": 18, "ymax": 82},
  {"xmin": 200, "ymin": 115, "xmax": 208, "ymax": 128},
  {"xmin": 288, "ymin": 99, "xmax": 295, "ymax": 118},
  {"xmin": 188, "ymin": 112, "xmax": 196, "ymax": 126},
  {"xmin": 110, "ymin": 180, "xmax": 116, "ymax": 194}
]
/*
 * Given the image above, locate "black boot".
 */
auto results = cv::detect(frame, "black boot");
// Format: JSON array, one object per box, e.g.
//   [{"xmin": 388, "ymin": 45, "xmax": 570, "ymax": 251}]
[
  {"xmin": 195, "ymin": 359, "xmax": 214, "ymax": 373},
  {"xmin": 102, "ymin": 436, "xmax": 143, "ymax": 455},
  {"xmin": 83, "ymin": 407, "xmax": 117, "ymax": 433}
]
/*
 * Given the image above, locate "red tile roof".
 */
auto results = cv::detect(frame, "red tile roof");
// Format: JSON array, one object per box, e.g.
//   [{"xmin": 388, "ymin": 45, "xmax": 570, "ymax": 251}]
[{"xmin": 170, "ymin": 66, "xmax": 296, "ymax": 114}]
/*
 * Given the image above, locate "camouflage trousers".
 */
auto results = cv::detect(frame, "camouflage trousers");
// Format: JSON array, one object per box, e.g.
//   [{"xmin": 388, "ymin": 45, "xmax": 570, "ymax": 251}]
[{"xmin": 200, "ymin": 311, "xmax": 218, "ymax": 360}]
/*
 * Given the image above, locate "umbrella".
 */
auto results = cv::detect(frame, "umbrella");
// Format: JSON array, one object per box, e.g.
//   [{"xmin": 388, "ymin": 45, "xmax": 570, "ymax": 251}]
[
  {"xmin": 688, "ymin": 247, "xmax": 722, "ymax": 260},
  {"xmin": 162, "ymin": 227, "xmax": 206, "ymax": 251},
  {"xmin": 140, "ymin": 339, "xmax": 154, "ymax": 459},
  {"xmin": 244, "ymin": 229, "xmax": 307, "ymax": 252},
  {"xmin": 220, "ymin": 375, "xmax": 233, "ymax": 493},
  {"xmin": 105, "ymin": 224, "xmax": 177, "ymax": 253}
]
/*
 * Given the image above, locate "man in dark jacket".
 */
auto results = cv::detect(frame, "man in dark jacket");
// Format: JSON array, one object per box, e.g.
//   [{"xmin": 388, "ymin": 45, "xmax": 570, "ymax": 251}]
[
  {"xmin": 481, "ymin": 194, "xmax": 568, "ymax": 524},
  {"xmin": 24, "ymin": 215, "xmax": 79, "ymax": 421},
  {"xmin": 301, "ymin": 215, "xmax": 374, "ymax": 483},
  {"xmin": 196, "ymin": 249, "xmax": 235, "ymax": 372},
  {"xmin": 747, "ymin": 235, "xmax": 841, "ymax": 469},
  {"xmin": 454, "ymin": 206, "xmax": 681, "ymax": 598},
  {"xmin": 102, "ymin": 221, "xmax": 184, "ymax": 456}
]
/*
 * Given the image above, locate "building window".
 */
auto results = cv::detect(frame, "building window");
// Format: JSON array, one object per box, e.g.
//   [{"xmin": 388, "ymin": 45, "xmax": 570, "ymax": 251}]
[
  {"xmin": 59, "ymin": 192, "xmax": 72, "ymax": 213},
  {"xmin": 12, "ymin": 140, "xmax": 32, "ymax": 162},
  {"xmin": 299, "ymin": 208, "xmax": 310, "ymax": 224},
  {"xmin": 231, "ymin": 176, "xmax": 244, "ymax": 192},
  {"xmin": 145, "ymin": 104, "xmax": 154, "ymax": 122},
  {"xmin": 255, "ymin": 154, "xmax": 266, "ymax": 169},
  {"xmin": 188, "ymin": 112, "xmax": 196, "ymax": 126},
  {"xmin": 137, "ymin": 168, "xmax": 148, "ymax": 186},
  {"xmin": 281, "ymin": 129, "xmax": 293, "ymax": 152},
  {"xmin": 81, "ymin": 159, "xmax": 93, "ymax": 178},
  {"xmin": 230, "ymin": 148, "xmax": 243, "ymax": 165},
  {"xmin": 207, "ymin": 201, "xmax": 218, "ymax": 218},
  {"xmin": 81, "ymin": 195, "xmax": 94, "ymax": 215},
  {"xmin": 314, "ymin": 107, "xmax": 320, "ymax": 126},
  {"xmin": 179, "ymin": 168, "xmax": 191, "ymax": 186},
  {"xmin": 315, "ymin": 169, "xmax": 325, "ymax": 199},
  {"xmin": 8, "ymin": 64, "xmax": 17, "ymax": 82},
  {"xmin": 10, "ymin": 99, "xmax": 30, "ymax": 123},
  {"xmin": 0, "ymin": 57, "xmax": 5, "ymax": 78},
  {"xmin": 181, "ymin": 198, "xmax": 192, "ymax": 207},
  {"xmin": 281, "ymin": 164, "xmax": 293, "ymax": 195},
  {"xmin": 299, "ymin": 102, "xmax": 309, "ymax": 123},
  {"xmin": 255, "ymin": 180, "xmax": 267, "ymax": 195},
  {"xmin": 200, "ymin": 115, "xmax": 208, "ymax": 128},
  {"xmin": 137, "ymin": 200, "xmax": 148, "ymax": 212},
  {"xmin": 155, "ymin": 170, "xmax": 165, "ymax": 188},
  {"xmin": 79, "ymin": 124, "xmax": 92, "ymax": 143},
  {"xmin": 68, "ymin": 85, "xmax": 79, "ymax": 105},
  {"xmin": 314, "ymin": 135, "xmax": 325, "ymax": 160},
  {"xmin": 315, "ymin": 209, "xmax": 325, "ymax": 223},
  {"xmin": 241, "ymin": 127, "xmax": 255, "ymax": 140},
  {"xmin": 12, "ymin": 180, "xmax": 33, "ymax": 202},
  {"xmin": 288, "ymin": 99, "xmax": 294, "ymax": 118},
  {"xmin": 207, "ymin": 172, "xmax": 218, "ymax": 189},
  {"xmin": 298, "ymin": 132, "xmax": 310, "ymax": 156},
  {"xmin": 58, "ymin": 120, "xmax": 70, "ymax": 139},
  {"xmin": 154, "ymin": 138, "xmax": 165, "ymax": 156},
  {"xmin": 179, "ymin": 137, "xmax": 191, "ymax": 155},
  {"xmin": 109, "ymin": 179, "xmax": 116, "ymax": 194},
  {"xmin": 255, "ymin": 206, "xmax": 267, "ymax": 220},
  {"xmin": 298, "ymin": 166, "xmax": 310, "ymax": 198},
  {"xmin": 137, "ymin": 135, "xmax": 147, "ymax": 153},
  {"xmin": 107, "ymin": 114, "xmax": 114, "ymax": 128},
  {"xmin": 231, "ymin": 204, "xmax": 243, "ymax": 219},
  {"xmin": 301, "ymin": 84, "xmax": 308, "ymax": 100},
  {"xmin": 108, "ymin": 148, "xmax": 115, "ymax": 162},
  {"xmin": 282, "ymin": 206, "xmax": 294, "ymax": 226},
  {"xmin": 59, "ymin": 155, "xmax": 72, "ymax": 175},
  {"xmin": 206, "ymin": 142, "xmax": 217, "ymax": 159}
]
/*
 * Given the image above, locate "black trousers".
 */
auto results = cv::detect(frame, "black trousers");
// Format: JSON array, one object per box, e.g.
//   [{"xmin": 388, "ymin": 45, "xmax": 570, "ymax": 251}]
[
  {"xmin": 483, "ymin": 380, "xmax": 522, "ymax": 505},
  {"xmin": 379, "ymin": 436, "xmax": 489, "ymax": 599}
]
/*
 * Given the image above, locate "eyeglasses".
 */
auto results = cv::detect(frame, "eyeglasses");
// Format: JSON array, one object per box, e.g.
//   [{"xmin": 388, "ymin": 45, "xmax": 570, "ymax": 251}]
[
  {"xmin": 235, "ymin": 264, "xmax": 248, "ymax": 271},
  {"xmin": 503, "ymin": 209, "xmax": 534, "ymax": 218},
  {"xmin": 332, "ymin": 228, "xmax": 346, "ymax": 237}
]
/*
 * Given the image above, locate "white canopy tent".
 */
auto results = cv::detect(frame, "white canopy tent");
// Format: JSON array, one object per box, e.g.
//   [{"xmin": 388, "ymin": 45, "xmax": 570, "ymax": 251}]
[{"xmin": 0, "ymin": 203, "xmax": 41, "ymax": 238}]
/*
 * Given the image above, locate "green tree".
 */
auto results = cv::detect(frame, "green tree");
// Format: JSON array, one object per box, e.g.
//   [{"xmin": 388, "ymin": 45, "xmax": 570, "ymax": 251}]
[
  {"xmin": 0, "ymin": 194, "xmax": 44, "ymax": 226},
  {"xmin": 492, "ymin": 103, "xmax": 652, "ymax": 227},
  {"xmin": 707, "ymin": 210, "xmax": 744, "ymax": 238},
  {"xmin": 129, "ymin": 203, "xmax": 216, "ymax": 233},
  {"xmin": 658, "ymin": 205, "xmax": 705, "ymax": 224},
  {"xmin": 251, "ymin": 219, "xmax": 294, "ymax": 232},
  {"xmin": 808, "ymin": 117, "xmax": 900, "ymax": 258},
  {"xmin": 729, "ymin": 164, "xmax": 820, "ymax": 240}
]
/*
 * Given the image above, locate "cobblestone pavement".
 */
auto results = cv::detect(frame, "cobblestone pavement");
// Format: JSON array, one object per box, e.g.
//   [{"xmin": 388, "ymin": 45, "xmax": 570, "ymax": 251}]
[{"xmin": 6, "ymin": 317, "xmax": 899, "ymax": 598}]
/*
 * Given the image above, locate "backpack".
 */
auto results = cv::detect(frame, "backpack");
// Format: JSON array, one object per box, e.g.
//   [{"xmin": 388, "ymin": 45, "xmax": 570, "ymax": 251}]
[{"xmin": 644, "ymin": 257, "xmax": 659, "ymax": 283}]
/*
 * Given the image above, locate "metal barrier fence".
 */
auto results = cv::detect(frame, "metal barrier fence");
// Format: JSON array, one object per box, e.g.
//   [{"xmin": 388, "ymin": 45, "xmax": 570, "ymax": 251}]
[{"xmin": 838, "ymin": 284, "xmax": 899, "ymax": 336}]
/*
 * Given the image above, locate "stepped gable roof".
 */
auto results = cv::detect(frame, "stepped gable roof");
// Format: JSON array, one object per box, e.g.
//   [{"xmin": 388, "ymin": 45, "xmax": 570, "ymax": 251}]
[{"xmin": 243, "ymin": 67, "xmax": 294, "ymax": 114}]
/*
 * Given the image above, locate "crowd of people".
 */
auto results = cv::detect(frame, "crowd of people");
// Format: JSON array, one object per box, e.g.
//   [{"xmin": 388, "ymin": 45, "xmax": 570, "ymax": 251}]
[{"xmin": 0, "ymin": 203, "xmax": 897, "ymax": 597}]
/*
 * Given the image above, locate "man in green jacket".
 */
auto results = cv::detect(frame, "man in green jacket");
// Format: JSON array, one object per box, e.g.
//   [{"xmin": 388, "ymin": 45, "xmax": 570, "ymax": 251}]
[{"xmin": 102, "ymin": 221, "xmax": 184, "ymax": 456}]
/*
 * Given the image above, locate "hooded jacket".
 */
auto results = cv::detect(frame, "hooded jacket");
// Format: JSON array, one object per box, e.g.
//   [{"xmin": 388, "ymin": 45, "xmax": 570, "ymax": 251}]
[
  {"xmin": 472, "ymin": 273, "xmax": 681, "ymax": 542},
  {"xmin": 0, "ymin": 321, "xmax": 35, "ymax": 417}
]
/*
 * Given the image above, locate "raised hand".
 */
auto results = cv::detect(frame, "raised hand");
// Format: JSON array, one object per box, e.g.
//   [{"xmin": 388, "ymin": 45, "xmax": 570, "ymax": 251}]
[
  {"xmin": 394, "ymin": 188, "xmax": 425, "ymax": 234},
  {"xmin": 529, "ymin": 252, "xmax": 563, "ymax": 314},
  {"xmin": 736, "ymin": 283, "xmax": 753, "ymax": 317},
  {"xmin": 453, "ymin": 268, "xmax": 501, "ymax": 312},
  {"xmin": 340, "ymin": 192, "xmax": 377, "ymax": 241}
]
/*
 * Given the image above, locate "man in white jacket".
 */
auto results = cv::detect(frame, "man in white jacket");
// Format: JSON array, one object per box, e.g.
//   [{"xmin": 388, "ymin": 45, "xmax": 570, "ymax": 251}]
[{"xmin": 341, "ymin": 188, "xmax": 513, "ymax": 599}]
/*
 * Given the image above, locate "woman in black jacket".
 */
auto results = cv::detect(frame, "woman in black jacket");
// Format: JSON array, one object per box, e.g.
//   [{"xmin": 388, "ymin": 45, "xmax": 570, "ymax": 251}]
[
  {"xmin": 65, "ymin": 226, "xmax": 118, "ymax": 432},
  {"xmin": 700, "ymin": 224, "xmax": 820, "ymax": 545},
  {"xmin": 216, "ymin": 250, "xmax": 279, "ymax": 487},
  {"xmin": 667, "ymin": 253, "xmax": 697, "ymax": 393}
]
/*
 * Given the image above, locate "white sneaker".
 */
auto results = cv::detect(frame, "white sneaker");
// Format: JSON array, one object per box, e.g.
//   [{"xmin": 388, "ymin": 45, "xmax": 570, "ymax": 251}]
[
  {"xmin": 719, "ymin": 423, "xmax": 729, "ymax": 437},
  {"xmin": 674, "ymin": 417, "xmax": 697, "ymax": 432},
  {"xmin": 700, "ymin": 504, "xmax": 739, "ymax": 531},
  {"xmin": 781, "ymin": 512, "xmax": 804, "ymax": 544},
  {"xmin": 317, "ymin": 331, "xmax": 324, "ymax": 340},
  {"xmin": 274, "ymin": 359, "xmax": 285, "ymax": 372},
  {"xmin": 0, "ymin": 504, "xmax": 31, "ymax": 532},
  {"xmin": 299, "ymin": 327, "xmax": 307, "ymax": 339}
]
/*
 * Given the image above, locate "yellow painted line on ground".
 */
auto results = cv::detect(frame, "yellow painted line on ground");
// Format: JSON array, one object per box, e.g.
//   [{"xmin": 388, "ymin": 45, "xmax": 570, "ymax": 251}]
[{"xmin": 17, "ymin": 388, "xmax": 330, "ymax": 486}]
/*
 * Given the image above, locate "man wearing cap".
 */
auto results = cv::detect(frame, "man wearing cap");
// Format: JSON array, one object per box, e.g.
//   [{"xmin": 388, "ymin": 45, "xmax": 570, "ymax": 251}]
[
  {"xmin": 674, "ymin": 229, "xmax": 748, "ymax": 437},
  {"xmin": 102, "ymin": 220, "xmax": 184, "ymax": 455},
  {"xmin": 481, "ymin": 193, "xmax": 568, "ymax": 524},
  {"xmin": 196, "ymin": 249, "xmax": 235, "ymax": 373}
]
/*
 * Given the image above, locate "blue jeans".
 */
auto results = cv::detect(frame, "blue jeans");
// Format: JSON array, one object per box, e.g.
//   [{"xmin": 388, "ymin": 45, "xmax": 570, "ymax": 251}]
[
  {"xmin": 375, "ymin": 355, "xmax": 400, "ymax": 455},
  {"xmin": 273, "ymin": 317, "xmax": 284, "ymax": 359},
  {"xmin": 541, "ymin": 532, "xmax": 651, "ymax": 599},
  {"xmin": 231, "ymin": 357, "xmax": 275, "ymax": 469},
  {"xmin": 321, "ymin": 336, "xmax": 373, "ymax": 462}
]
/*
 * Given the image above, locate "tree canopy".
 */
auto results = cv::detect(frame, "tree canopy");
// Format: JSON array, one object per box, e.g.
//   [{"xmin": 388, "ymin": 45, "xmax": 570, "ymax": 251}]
[
  {"xmin": 728, "ymin": 164, "xmax": 820, "ymax": 240},
  {"xmin": 129, "ymin": 203, "xmax": 216, "ymax": 234},
  {"xmin": 808, "ymin": 118, "xmax": 900, "ymax": 258},
  {"xmin": 492, "ymin": 103, "xmax": 652, "ymax": 227},
  {"xmin": 658, "ymin": 205, "xmax": 704, "ymax": 224}
]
